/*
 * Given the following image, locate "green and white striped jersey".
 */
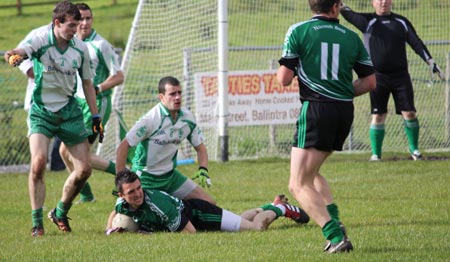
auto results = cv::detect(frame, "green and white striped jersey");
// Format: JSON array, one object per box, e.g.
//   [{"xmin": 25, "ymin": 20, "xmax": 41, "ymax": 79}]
[
  {"xmin": 281, "ymin": 16, "xmax": 373, "ymax": 102},
  {"xmin": 75, "ymin": 29, "xmax": 121, "ymax": 98},
  {"xmin": 126, "ymin": 103, "xmax": 205, "ymax": 176},
  {"xmin": 22, "ymin": 26, "xmax": 94, "ymax": 112}
]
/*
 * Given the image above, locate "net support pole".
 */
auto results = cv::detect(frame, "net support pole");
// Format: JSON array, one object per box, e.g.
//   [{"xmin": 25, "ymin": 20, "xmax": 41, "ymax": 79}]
[{"xmin": 218, "ymin": 0, "xmax": 229, "ymax": 162}]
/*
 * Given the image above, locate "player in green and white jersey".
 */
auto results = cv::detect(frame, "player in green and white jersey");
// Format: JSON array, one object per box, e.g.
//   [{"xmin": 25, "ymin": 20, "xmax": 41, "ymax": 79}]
[
  {"xmin": 116, "ymin": 76, "xmax": 215, "ymax": 204},
  {"xmin": 3, "ymin": 0, "xmax": 103, "ymax": 237},
  {"xmin": 277, "ymin": 0, "xmax": 376, "ymax": 253},
  {"xmin": 59, "ymin": 3, "xmax": 124, "ymax": 203},
  {"xmin": 105, "ymin": 169, "xmax": 308, "ymax": 234}
]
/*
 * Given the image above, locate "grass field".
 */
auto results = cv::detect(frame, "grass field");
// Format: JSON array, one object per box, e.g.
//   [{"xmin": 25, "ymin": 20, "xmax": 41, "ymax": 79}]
[
  {"xmin": 0, "ymin": 2, "xmax": 449, "ymax": 260},
  {"xmin": 1, "ymin": 154, "xmax": 449, "ymax": 261}
]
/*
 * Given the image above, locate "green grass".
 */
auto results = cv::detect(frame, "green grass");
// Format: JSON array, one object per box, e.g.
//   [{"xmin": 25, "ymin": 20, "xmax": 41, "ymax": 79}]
[{"xmin": 1, "ymin": 155, "xmax": 449, "ymax": 261}]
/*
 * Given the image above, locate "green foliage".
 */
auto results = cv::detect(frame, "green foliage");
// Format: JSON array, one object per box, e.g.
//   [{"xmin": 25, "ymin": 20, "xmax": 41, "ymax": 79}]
[
  {"xmin": 0, "ymin": 0, "xmax": 139, "ymax": 50},
  {"xmin": 0, "ymin": 155, "xmax": 449, "ymax": 261}
]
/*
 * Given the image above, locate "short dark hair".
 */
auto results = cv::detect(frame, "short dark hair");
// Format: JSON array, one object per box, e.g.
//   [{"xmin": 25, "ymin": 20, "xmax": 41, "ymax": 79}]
[
  {"xmin": 309, "ymin": 0, "xmax": 340, "ymax": 14},
  {"xmin": 115, "ymin": 169, "xmax": 140, "ymax": 193},
  {"xmin": 53, "ymin": 0, "xmax": 81, "ymax": 23},
  {"xmin": 76, "ymin": 2, "xmax": 93, "ymax": 14},
  {"xmin": 158, "ymin": 76, "xmax": 180, "ymax": 94}
]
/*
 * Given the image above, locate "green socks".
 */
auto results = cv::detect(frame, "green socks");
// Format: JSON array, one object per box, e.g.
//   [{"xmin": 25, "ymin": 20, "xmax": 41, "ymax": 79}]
[
  {"xmin": 79, "ymin": 182, "xmax": 95, "ymax": 201},
  {"xmin": 322, "ymin": 219, "xmax": 344, "ymax": 244},
  {"xmin": 404, "ymin": 119, "xmax": 419, "ymax": 153},
  {"xmin": 369, "ymin": 124, "xmax": 385, "ymax": 157},
  {"xmin": 56, "ymin": 201, "xmax": 72, "ymax": 218},
  {"xmin": 32, "ymin": 208, "xmax": 43, "ymax": 227},
  {"xmin": 327, "ymin": 203, "xmax": 339, "ymax": 222},
  {"xmin": 105, "ymin": 161, "xmax": 116, "ymax": 175}
]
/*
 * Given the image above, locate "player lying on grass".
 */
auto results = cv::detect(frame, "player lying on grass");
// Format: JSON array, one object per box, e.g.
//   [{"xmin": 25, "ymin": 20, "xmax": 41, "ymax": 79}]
[{"xmin": 105, "ymin": 169, "xmax": 310, "ymax": 234}]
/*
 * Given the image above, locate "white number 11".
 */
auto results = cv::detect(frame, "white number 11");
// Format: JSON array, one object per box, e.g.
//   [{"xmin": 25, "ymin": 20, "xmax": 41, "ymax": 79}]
[{"xmin": 321, "ymin": 42, "xmax": 339, "ymax": 80}]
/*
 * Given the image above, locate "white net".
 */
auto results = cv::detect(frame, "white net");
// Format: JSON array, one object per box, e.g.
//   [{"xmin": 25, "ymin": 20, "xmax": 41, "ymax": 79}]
[{"xmin": 98, "ymin": 0, "xmax": 450, "ymax": 163}]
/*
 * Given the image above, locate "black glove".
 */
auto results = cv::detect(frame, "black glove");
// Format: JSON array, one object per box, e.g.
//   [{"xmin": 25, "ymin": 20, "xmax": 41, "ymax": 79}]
[
  {"xmin": 428, "ymin": 59, "xmax": 445, "ymax": 80},
  {"xmin": 89, "ymin": 114, "xmax": 104, "ymax": 143}
]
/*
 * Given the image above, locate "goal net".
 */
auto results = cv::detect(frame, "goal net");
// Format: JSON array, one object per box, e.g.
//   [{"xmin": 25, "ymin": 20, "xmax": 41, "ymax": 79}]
[{"xmin": 97, "ymin": 0, "xmax": 450, "ymax": 163}]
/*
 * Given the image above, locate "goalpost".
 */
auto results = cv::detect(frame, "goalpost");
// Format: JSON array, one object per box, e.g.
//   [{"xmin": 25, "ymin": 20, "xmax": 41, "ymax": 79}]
[{"xmin": 96, "ymin": 0, "xmax": 450, "ymax": 163}]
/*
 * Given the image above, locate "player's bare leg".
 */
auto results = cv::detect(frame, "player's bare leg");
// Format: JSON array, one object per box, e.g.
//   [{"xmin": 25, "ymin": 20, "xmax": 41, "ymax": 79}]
[
  {"xmin": 29, "ymin": 134, "xmax": 51, "ymax": 236},
  {"xmin": 59, "ymin": 143, "xmax": 74, "ymax": 173},
  {"xmin": 314, "ymin": 174, "xmax": 333, "ymax": 205},
  {"xmin": 239, "ymin": 209, "xmax": 277, "ymax": 231},
  {"xmin": 240, "ymin": 207, "xmax": 262, "ymax": 221},
  {"xmin": 60, "ymin": 142, "xmax": 112, "ymax": 172},
  {"xmin": 184, "ymin": 186, "xmax": 216, "ymax": 205},
  {"xmin": 90, "ymin": 154, "xmax": 110, "ymax": 170},
  {"xmin": 28, "ymin": 133, "xmax": 51, "ymax": 210},
  {"xmin": 62, "ymin": 141, "xmax": 92, "ymax": 203},
  {"xmin": 289, "ymin": 147, "xmax": 331, "ymax": 228}
]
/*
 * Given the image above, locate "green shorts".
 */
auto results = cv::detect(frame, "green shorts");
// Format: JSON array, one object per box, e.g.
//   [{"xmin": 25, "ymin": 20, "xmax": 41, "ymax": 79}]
[
  {"xmin": 134, "ymin": 169, "xmax": 197, "ymax": 199},
  {"xmin": 77, "ymin": 94, "xmax": 112, "ymax": 136},
  {"xmin": 28, "ymin": 98, "xmax": 88, "ymax": 146}
]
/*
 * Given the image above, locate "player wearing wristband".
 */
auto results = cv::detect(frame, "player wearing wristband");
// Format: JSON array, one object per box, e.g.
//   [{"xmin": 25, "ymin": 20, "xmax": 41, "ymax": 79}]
[
  {"xmin": 340, "ymin": 0, "xmax": 445, "ymax": 161},
  {"xmin": 3, "ymin": 0, "xmax": 102, "ymax": 236},
  {"xmin": 105, "ymin": 170, "xmax": 308, "ymax": 234},
  {"xmin": 116, "ymin": 76, "xmax": 215, "ymax": 204},
  {"xmin": 58, "ymin": 3, "xmax": 124, "ymax": 203}
]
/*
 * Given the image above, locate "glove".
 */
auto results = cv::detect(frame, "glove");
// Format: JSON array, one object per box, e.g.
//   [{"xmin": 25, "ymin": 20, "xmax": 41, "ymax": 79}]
[
  {"xmin": 428, "ymin": 59, "xmax": 445, "ymax": 80},
  {"xmin": 90, "ymin": 114, "xmax": 104, "ymax": 143},
  {"xmin": 192, "ymin": 167, "xmax": 212, "ymax": 188},
  {"xmin": 105, "ymin": 227, "xmax": 126, "ymax": 235}
]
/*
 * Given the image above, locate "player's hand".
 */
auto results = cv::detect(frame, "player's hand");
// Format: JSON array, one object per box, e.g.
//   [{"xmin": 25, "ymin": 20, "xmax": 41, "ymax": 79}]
[
  {"xmin": 6, "ymin": 53, "xmax": 24, "ymax": 67},
  {"xmin": 428, "ymin": 59, "xmax": 445, "ymax": 80},
  {"xmin": 192, "ymin": 167, "xmax": 212, "ymax": 188},
  {"xmin": 95, "ymin": 85, "xmax": 102, "ymax": 95},
  {"xmin": 91, "ymin": 114, "xmax": 104, "ymax": 143},
  {"xmin": 105, "ymin": 227, "xmax": 126, "ymax": 235}
]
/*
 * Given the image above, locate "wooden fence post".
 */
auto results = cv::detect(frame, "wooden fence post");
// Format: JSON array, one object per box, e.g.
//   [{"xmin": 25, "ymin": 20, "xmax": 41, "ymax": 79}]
[{"xmin": 17, "ymin": 0, "xmax": 22, "ymax": 15}]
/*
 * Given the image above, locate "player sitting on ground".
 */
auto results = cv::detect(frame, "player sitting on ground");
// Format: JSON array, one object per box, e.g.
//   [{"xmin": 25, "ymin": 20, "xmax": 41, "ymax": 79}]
[{"xmin": 106, "ymin": 169, "xmax": 310, "ymax": 234}]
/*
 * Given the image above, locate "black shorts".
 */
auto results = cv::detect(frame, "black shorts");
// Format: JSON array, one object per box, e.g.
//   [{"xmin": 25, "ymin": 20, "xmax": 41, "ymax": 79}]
[
  {"xmin": 180, "ymin": 199, "xmax": 223, "ymax": 231},
  {"xmin": 292, "ymin": 101, "xmax": 354, "ymax": 152},
  {"xmin": 370, "ymin": 72, "xmax": 416, "ymax": 115}
]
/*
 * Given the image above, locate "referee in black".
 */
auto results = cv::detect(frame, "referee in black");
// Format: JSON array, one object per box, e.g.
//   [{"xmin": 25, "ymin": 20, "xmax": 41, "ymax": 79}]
[{"xmin": 341, "ymin": 0, "xmax": 445, "ymax": 161}]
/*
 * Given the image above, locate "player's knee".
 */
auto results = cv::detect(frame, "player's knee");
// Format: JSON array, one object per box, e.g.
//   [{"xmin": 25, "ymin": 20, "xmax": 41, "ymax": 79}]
[
  {"xmin": 76, "ymin": 163, "xmax": 92, "ymax": 179},
  {"xmin": 31, "ymin": 155, "xmax": 47, "ymax": 174}
]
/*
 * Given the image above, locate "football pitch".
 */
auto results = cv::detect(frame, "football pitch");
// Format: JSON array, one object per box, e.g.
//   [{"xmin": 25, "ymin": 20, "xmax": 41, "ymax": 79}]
[{"xmin": 0, "ymin": 154, "xmax": 448, "ymax": 261}]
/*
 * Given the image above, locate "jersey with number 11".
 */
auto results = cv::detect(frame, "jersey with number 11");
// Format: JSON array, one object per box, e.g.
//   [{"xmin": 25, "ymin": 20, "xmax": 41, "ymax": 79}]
[{"xmin": 281, "ymin": 16, "xmax": 372, "ymax": 102}]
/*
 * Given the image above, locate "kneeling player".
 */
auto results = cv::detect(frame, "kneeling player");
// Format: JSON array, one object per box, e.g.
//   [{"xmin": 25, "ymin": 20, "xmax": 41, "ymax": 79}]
[{"xmin": 106, "ymin": 169, "xmax": 309, "ymax": 234}]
